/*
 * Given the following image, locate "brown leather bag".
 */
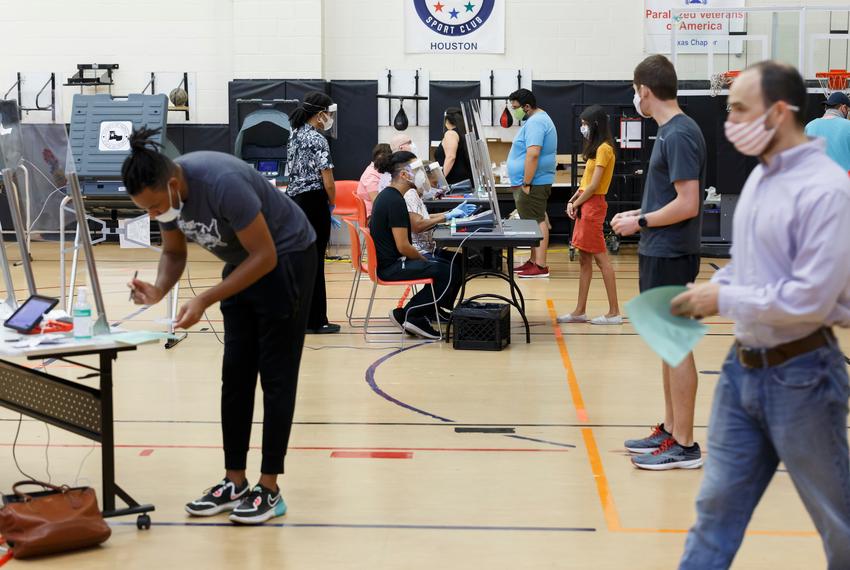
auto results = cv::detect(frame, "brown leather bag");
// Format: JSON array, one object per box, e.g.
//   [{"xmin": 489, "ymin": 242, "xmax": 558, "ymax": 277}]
[{"xmin": 0, "ymin": 481, "xmax": 111, "ymax": 559}]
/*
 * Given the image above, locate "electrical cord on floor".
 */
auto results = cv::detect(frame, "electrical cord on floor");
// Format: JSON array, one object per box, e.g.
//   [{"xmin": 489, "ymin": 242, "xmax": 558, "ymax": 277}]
[
  {"xmin": 11, "ymin": 414, "xmax": 38, "ymax": 482},
  {"xmin": 11, "ymin": 360, "xmax": 54, "ymax": 483},
  {"xmin": 402, "ymin": 228, "xmax": 483, "ymax": 324},
  {"xmin": 44, "ymin": 423, "xmax": 52, "ymax": 484},
  {"xmin": 185, "ymin": 261, "xmax": 224, "ymax": 346}
]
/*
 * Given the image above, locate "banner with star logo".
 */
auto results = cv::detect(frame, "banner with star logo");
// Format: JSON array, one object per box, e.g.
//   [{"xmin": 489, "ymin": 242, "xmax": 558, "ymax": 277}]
[{"xmin": 405, "ymin": 0, "xmax": 505, "ymax": 54}]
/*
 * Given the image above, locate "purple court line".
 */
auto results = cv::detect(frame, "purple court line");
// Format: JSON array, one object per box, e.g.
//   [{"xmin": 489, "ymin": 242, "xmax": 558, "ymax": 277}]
[
  {"xmin": 365, "ymin": 344, "xmax": 455, "ymax": 423},
  {"xmin": 364, "ymin": 343, "xmax": 577, "ymax": 450},
  {"xmin": 110, "ymin": 521, "xmax": 596, "ymax": 533}
]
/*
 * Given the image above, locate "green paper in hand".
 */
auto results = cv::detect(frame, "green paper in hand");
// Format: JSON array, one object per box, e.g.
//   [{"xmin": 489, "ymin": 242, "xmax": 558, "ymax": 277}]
[{"xmin": 625, "ymin": 286, "xmax": 708, "ymax": 368}]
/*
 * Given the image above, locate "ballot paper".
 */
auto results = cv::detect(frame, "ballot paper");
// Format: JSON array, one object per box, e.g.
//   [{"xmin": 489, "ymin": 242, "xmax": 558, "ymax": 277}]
[
  {"xmin": 625, "ymin": 286, "xmax": 707, "ymax": 368},
  {"xmin": 106, "ymin": 331, "xmax": 175, "ymax": 345}
]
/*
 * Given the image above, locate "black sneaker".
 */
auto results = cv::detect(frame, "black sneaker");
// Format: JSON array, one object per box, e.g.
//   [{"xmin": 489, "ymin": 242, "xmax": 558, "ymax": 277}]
[
  {"xmin": 428, "ymin": 307, "xmax": 453, "ymax": 324},
  {"xmin": 229, "ymin": 484, "xmax": 287, "ymax": 525},
  {"xmin": 185, "ymin": 478, "xmax": 250, "ymax": 516},
  {"xmin": 388, "ymin": 308, "xmax": 406, "ymax": 331},
  {"xmin": 306, "ymin": 323, "xmax": 341, "ymax": 334},
  {"xmin": 403, "ymin": 317, "xmax": 441, "ymax": 340}
]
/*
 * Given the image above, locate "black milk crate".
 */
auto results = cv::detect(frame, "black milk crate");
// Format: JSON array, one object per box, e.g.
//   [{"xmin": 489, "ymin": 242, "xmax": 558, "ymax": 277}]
[{"xmin": 452, "ymin": 301, "xmax": 511, "ymax": 351}]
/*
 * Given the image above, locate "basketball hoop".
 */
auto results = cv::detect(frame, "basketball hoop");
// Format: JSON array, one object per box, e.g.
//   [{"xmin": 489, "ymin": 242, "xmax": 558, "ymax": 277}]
[
  {"xmin": 709, "ymin": 70, "xmax": 740, "ymax": 98},
  {"xmin": 816, "ymin": 69, "xmax": 850, "ymax": 97}
]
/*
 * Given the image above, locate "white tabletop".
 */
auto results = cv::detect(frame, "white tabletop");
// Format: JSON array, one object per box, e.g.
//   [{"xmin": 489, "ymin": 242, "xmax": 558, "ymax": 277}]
[{"xmin": 0, "ymin": 328, "xmax": 170, "ymax": 359}]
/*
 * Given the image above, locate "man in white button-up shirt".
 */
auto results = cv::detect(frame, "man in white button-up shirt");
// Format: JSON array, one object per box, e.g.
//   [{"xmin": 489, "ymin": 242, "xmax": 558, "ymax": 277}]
[{"xmin": 673, "ymin": 61, "xmax": 850, "ymax": 569}]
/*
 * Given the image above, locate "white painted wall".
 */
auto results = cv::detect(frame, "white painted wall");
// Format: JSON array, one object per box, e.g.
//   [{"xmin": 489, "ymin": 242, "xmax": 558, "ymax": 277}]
[
  {"xmin": 0, "ymin": 0, "xmax": 323, "ymax": 123},
  {"xmin": 0, "ymin": 0, "xmax": 843, "ymax": 125}
]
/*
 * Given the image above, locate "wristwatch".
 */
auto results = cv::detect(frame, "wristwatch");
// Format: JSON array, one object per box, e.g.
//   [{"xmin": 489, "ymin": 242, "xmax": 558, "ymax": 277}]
[{"xmin": 638, "ymin": 215, "xmax": 648, "ymax": 229}]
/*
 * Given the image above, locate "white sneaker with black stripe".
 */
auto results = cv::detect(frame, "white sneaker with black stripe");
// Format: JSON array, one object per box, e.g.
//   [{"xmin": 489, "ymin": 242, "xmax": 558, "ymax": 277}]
[
  {"xmin": 185, "ymin": 478, "xmax": 250, "ymax": 516},
  {"xmin": 229, "ymin": 484, "xmax": 287, "ymax": 525}
]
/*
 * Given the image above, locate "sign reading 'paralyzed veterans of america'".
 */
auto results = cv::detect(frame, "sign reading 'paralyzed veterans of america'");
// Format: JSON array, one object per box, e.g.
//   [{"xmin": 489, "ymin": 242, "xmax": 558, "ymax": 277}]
[{"xmin": 405, "ymin": 0, "xmax": 505, "ymax": 54}]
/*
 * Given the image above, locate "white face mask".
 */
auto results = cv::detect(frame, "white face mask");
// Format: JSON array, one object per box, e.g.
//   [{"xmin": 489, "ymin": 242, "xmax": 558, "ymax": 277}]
[
  {"xmin": 320, "ymin": 114, "xmax": 334, "ymax": 132},
  {"xmin": 633, "ymin": 91, "xmax": 651, "ymax": 119},
  {"xmin": 724, "ymin": 104, "xmax": 798, "ymax": 157},
  {"xmin": 404, "ymin": 166, "xmax": 428, "ymax": 194},
  {"xmin": 155, "ymin": 184, "xmax": 183, "ymax": 223},
  {"xmin": 580, "ymin": 125, "xmax": 590, "ymax": 139}
]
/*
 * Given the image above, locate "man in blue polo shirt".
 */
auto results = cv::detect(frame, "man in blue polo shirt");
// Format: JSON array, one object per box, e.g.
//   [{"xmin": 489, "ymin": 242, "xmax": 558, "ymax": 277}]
[
  {"xmin": 507, "ymin": 88, "xmax": 558, "ymax": 278},
  {"xmin": 805, "ymin": 91, "xmax": 850, "ymax": 173}
]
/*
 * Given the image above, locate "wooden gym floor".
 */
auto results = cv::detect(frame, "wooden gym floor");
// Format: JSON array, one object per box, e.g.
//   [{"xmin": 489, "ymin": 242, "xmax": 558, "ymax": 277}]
[{"xmin": 0, "ymin": 241, "xmax": 838, "ymax": 569}]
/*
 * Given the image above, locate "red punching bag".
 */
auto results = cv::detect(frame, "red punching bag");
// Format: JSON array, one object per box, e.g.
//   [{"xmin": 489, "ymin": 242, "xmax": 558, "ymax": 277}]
[{"xmin": 500, "ymin": 104, "xmax": 513, "ymax": 128}]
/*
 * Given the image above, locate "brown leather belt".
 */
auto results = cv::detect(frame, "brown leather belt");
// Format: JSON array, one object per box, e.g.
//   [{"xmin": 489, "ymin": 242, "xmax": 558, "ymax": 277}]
[{"xmin": 735, "ymin": 328, "xmax": 834, "ymax": 369}]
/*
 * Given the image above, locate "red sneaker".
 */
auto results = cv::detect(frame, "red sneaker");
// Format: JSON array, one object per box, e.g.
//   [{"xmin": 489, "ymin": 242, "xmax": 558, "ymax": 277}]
[
  {"xmin": 518, "ymin": 264, "xmax": 550, "ymax": 278},
  {"xmin": 514, "ymin": 260, "xmax": 534, "ymax": 272}
]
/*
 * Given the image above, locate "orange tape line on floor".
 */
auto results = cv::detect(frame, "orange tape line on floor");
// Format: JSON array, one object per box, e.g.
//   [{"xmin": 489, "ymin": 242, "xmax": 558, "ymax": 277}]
[
  {"xmin": 545, "ymin": 299, "xmax": 588, "ymax": 423},
  {"xmin": 548, "ymin": 298, "xmax": 821, "ymax": 538}
]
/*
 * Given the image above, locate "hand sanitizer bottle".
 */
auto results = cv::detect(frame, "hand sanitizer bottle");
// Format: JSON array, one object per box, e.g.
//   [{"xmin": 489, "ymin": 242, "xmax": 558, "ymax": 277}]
[{"xmin": 73, "ymin": 287, "xmax": 92, "ymax": 339}]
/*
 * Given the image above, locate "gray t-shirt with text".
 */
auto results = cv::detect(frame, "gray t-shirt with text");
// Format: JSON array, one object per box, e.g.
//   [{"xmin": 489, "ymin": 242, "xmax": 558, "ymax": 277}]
[{"xmin": 160, "ymin": 151, "xmax": 316, "ymax": 265}]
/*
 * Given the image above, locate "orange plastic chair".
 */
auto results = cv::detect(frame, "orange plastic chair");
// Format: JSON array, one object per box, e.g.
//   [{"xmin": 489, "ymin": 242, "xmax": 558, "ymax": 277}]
[
  {"xmin": 360, "ymin": 227, "xmax": 441, "ymax": 343},
  {"xmin": 334, "ymin": 180, "xmax": 359, "ymax": 220},
  {"xmin": 354, "ymin": 194, "xmax": 368, "ymax": 228},
  {"xmin": 343, "ymin": 219, "xmax": 370, "ymax": 326}
]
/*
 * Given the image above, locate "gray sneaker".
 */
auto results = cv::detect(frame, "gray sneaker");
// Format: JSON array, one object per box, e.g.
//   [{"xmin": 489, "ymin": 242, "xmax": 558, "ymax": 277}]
[
  {"xmin": 632, "ymin": 439, "xmax": 703, "ymax": 471},
  {"xmin": 624, "ymin": 424, "xmax": 670, "ymax": 454}
]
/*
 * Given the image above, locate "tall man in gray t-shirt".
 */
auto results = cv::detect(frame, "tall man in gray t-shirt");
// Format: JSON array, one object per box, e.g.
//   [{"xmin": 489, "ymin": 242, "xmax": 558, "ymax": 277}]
[{"xmin": 612, "ymin": 55, "xmax": 706, "ymax": 470}]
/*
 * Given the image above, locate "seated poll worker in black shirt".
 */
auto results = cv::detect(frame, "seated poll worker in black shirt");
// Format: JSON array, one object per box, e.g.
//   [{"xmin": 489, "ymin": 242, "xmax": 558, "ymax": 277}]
[
  {"xmin": 121, "ymin": 128, "xmax": 316, "ymax": 525},
  {"xmin": 369, "ymin": 151, "xmax": 462, "ymax": 340}
]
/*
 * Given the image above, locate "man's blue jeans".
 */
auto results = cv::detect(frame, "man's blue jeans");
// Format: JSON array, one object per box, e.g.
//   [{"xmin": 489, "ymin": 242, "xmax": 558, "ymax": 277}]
[{"xmin": 680, "ymin": 342, "xmax": 850, "ymax": 569}]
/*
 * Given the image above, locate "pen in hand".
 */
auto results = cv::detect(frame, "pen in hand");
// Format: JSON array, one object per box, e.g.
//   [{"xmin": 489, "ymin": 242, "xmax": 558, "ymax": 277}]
[{"xmin": 129, "ymin": 270, "xmax": 138, "ymax": 301}]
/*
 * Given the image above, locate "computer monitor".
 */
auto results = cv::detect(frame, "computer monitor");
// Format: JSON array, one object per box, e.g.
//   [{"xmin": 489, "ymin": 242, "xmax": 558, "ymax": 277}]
[
  {"xmin": 256, "ymin": 159, "xmax": 280, "ymax": 177},
  {"xmin": 461, "ymin": 100, "xmax": 504, "ymax": 233}
]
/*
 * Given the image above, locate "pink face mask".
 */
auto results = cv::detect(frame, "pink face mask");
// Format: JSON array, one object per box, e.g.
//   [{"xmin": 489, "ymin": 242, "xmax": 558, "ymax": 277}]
[{"xmin": 724, "ymin": 104, "xmax": 799, "ymax": 157}]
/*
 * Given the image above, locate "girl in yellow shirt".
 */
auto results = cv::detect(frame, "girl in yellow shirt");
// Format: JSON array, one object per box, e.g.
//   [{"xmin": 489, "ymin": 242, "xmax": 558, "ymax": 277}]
[{"xmin": 559, "ymin": 105, "xmax": 621, "ymax": 325}]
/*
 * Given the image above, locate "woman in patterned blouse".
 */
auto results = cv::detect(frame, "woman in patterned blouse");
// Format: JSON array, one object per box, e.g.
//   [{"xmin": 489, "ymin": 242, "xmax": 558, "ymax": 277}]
[{"xmin": 286, "ymin": 92, "xmax": 339, "ymax": 334}]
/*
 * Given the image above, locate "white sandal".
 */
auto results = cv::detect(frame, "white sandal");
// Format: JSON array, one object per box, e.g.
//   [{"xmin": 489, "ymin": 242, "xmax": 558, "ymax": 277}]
[
  {"xmin": 557, "ymin": 313, "xmax": 588, "ymax": 323},
  {"xmin": 590, "ymin": 315, "xmax": 623, "ymax": 325}
]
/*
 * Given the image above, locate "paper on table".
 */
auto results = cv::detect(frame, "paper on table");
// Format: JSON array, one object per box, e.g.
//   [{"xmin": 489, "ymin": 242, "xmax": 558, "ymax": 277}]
[
  {"xmin": 106, "ymin": 331, "xmax": 174, "ymax": 346},
  {"xmin": 625, "ymin": 286, "xmax": 708, "ymax": 368}
]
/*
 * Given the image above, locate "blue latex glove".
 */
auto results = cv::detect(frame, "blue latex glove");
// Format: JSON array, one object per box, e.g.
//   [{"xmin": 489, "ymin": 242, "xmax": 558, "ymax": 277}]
[
  {"xmin": 445, "ymin": 201, "xmax": 476, "ymax": 220},
  {"xmin": 329, "ymin": 204, "xmax": 341, "ymax": 229}
]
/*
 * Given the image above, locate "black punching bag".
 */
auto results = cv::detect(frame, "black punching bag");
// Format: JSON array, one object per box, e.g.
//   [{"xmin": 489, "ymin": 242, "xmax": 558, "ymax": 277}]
[{"xmin": 393, "ymin": 101, "xmax": 409, "ymax": 131}]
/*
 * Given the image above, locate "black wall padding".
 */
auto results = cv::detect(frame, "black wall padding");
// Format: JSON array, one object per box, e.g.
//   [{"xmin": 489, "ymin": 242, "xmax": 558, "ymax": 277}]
[
  {"xmin": 429, "ymin": 81, "xmax": 480, "ymax": 143},
  {"xmin": 167, "ymin": 124, "xmax": 230, "ymax": 155},
  {"xmin": 681, "ymin": 94, "xmax": 726, "ymax": 192},
  {"xmin": 582, "ymin": 81, "xmax": 635, "ymax": 107},
  {"xmin": 329, "ymin": 80, "xmax": 378, "ymax": 181},
  {"xmin": 227, "ymin": 79, "xmax": 327, "ymax": 151},
  {"xmin": 530, "ymin": 81, "xmax": 582, "ymax": 154}
]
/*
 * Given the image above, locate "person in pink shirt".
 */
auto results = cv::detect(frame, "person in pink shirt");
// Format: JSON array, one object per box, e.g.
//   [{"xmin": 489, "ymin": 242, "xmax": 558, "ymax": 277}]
[{"xmin": 356, "ymin": 143, "xmax": 391, "ymax": 218}]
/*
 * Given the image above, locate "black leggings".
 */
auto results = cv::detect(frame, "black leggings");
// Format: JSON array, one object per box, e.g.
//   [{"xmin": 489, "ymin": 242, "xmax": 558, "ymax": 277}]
[
  {"xmin": 220, "ymin": 244, "xmax": 316, "ymax": 475},
  {"xmin": 291, "ymin": 190, "xmax": 331, "ymax": 329}
]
